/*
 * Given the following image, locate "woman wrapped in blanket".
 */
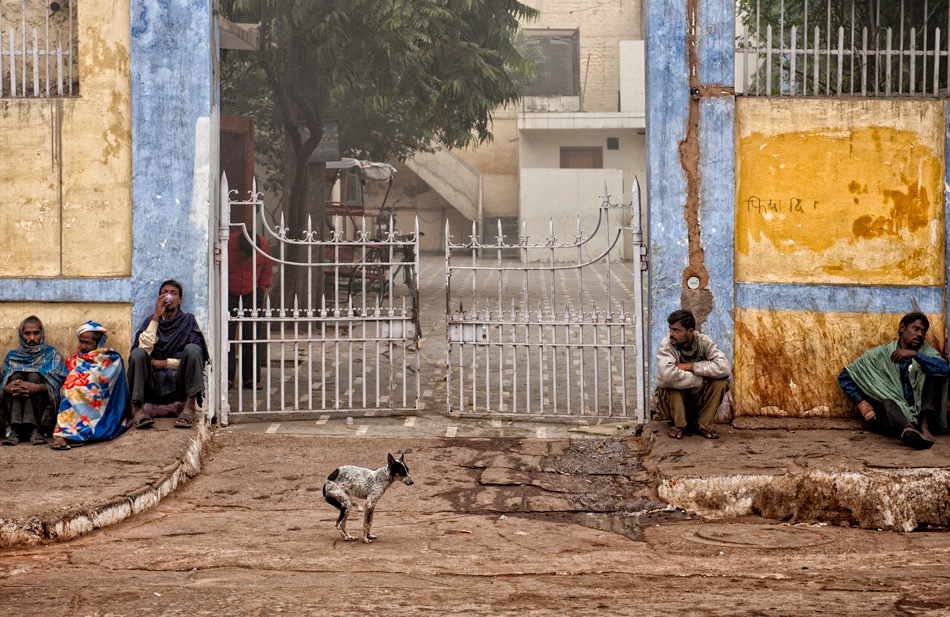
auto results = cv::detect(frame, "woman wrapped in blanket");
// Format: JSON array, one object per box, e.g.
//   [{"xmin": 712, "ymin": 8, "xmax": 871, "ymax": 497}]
[{"xmin": 50, "ymin": 322, "xmax": 131, "ymax": 451}]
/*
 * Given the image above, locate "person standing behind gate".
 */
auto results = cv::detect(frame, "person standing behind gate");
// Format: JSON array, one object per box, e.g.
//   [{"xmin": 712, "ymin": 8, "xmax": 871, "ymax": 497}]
[
  {"xmin": 128, "ymin": 280, "xmax": 210, "ymax": 429},
  {"xmin": 228, "ymin": 231, "xmax": 273, "ymax": 390},
  {"xmin": 655, "ymin": 309, "xmax": 731, "ymax": 440}
]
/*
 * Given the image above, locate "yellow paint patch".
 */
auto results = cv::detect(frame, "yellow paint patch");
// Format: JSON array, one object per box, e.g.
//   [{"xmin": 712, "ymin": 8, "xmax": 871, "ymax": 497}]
[
  {"xmin": 0, "ymin": 303, "xmax": 133, "ymax": 363},
  {"xmin": 0, "ymin": 0, "xmax": 131, "ymax": 278},
  {"xmin": 736, "ymin": 99, "xmax": 944, "ymax": 285},
  {"xmin": 734, "ymin": 308, "xmax": 945, "ymax": 418}
]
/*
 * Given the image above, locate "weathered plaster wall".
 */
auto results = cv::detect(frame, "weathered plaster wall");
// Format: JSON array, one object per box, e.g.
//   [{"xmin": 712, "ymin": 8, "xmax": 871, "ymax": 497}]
[
  {"xmin": 646, "ymin": 0, "xmax": 735, "ymax": 396},
  {"xmin": 0, "ymin": 303, "xmax": 133, "ymax": 363},
  {"xmin": 736, "ymin": 99, "xmax": 944, "ymax": 285},
  {"xmin": 130, "ymin": 0, "xmax": 214, "ymax": 333},
  {"xmin": 735, "ymin": 308, "xmax": 945, "ymax": 417},
  {"xmin": 733, "ymin": 99, "xmax": 946, "ymax": 416},
  {"xmin": 0, "ymin": 0, "xmax": 132, "ymax": 279}
]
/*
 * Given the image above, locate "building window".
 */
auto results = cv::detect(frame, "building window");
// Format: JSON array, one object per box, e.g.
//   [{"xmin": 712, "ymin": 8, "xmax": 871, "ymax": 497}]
[
  {"xmin": 560, "ymin": 147, "xmax": 603, "ymax": 169},
  {"xmin": 523, "ymin": 29, "xmax": 580, "ymax": 97}
]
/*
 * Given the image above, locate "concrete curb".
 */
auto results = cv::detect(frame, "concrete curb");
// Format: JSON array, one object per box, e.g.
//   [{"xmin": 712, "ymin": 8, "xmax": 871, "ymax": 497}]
[{"xmin": 0, "ymin": 422, "xmax": 211, "ymax": 548}]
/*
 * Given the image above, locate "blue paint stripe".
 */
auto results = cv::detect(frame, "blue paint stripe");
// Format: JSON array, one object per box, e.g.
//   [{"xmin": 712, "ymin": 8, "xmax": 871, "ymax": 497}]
[
  {"xmin": 737, "ymin": 283, "xmax": 944, "ymax": 315},
  {"xmin": 0, "ymin": 279, "xmax": 132, "ymax": 303}
]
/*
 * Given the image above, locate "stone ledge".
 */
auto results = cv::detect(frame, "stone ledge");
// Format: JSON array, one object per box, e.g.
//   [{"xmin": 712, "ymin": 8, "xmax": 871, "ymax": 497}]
[
  {"xmin": 658, "ymin": 466, "xmax": 950, "ymax": 532},
  {"xmin": 0, "ymin": 422, "xmax": 210, "ymax": 548}
]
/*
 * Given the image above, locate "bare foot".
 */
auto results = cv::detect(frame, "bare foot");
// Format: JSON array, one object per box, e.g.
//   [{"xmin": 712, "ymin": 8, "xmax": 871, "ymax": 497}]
[
  {"xmin": 50, "ymin": 437, "xmax": 71, "ymax": 450},
  {"xmin": 920, "ymin": 415, "xmax": 936, "ymax": 441}
]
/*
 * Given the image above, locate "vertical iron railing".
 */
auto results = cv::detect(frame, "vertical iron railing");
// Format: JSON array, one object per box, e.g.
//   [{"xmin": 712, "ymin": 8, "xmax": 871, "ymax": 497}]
[
  {"xmin": 0, "ymin": 0, "xmax": 75, "ymax": 98},
  {"xmin": 445, "ymin": 183, "xmax": 647, "ymax": 422},
  {"xmin": 737, "ymin": 0, "xmax": 949, "ymax": 97},
  {"xmin": 216, "ymin": 175, "xmax": 421, "ymax": 424}
]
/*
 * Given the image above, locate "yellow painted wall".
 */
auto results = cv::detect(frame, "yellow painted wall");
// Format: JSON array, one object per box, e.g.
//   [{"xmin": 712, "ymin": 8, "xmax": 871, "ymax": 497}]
[
  {"xmin": 736, "ymin": 99, "xmax": 944, "ymax": 285},
  {"xmin": 0, "ymin": 303, "xmax": 133, "ymax": 364},
  {"xmin": 0, "ymin": 0, "xmax": 131, "ymax": 279},
  {"xmin": 735, "ymin": 309, "xmax": 945, "ymax": 417},
  {"xmin": 734, "ymin": 98, "xmax": 946, "ymax": 418}
]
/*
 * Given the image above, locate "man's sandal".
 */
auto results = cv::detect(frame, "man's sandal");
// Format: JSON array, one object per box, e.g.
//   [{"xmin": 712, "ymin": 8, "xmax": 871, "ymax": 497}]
[
  {"xmin": 698, "ymin": 428, "xmax": 720, "ymax": 440},
  {"xmin": 174, "ymin": 413, "xmax": 195, "ymax": 429},
  {"xmin": 2, "ymin": 433, "xmax": 19, "ymax": 446},
  {"xmin": 668, "ymin": 426, "xmax": 684, "ymax": 439},
  {"xmin": 132, "ymin": 416, "xmax": 154, "ymax": 429},
  {"xmin": 30, "ymin": 430, "xmax": 47, "ymax": 445}
]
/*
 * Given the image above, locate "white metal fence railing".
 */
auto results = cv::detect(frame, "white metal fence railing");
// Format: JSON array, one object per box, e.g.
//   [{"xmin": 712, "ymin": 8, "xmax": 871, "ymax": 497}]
[
  {"xmin": 737, "ymin": 0, "xmax": 950, "ymax": 97},
  {"xmin": 445, "ymin": 182, "xmax": 648, "ymax": 422},
  {"xmin": 216, "ymin": 175, "xmax": 421, "ymax": 424},
  {"xmin": 1, "ymin": 0, "xmax": 76, "ymax": 98}
]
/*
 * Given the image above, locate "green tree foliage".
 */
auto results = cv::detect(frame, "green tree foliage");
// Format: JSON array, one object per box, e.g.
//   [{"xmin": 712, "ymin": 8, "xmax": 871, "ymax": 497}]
[{"xmin": 737, "ymin": 0, "xmax": 949, "ymax": 95}]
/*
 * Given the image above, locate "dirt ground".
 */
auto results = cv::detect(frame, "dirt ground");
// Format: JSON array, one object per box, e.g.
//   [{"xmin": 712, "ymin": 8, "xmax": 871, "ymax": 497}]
[{"xmin": 2, "ymin": 430, "xmax": 950, "ymax": 616}]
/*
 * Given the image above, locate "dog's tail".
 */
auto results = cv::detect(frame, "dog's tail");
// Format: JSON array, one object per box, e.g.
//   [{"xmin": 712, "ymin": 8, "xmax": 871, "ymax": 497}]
[{"xmin": 323, "ymin": 468, "xmax": 342, "ymax": 509}]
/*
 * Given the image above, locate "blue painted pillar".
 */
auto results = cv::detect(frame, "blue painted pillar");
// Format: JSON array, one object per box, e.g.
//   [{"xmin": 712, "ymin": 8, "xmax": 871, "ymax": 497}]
[
  {"xmin": 646, "ymin": 0, "xmax": 736, "ymax": 395},
  {"xmin": 130, "ymin": 0, "xmax": 216, "ymax": 335}
]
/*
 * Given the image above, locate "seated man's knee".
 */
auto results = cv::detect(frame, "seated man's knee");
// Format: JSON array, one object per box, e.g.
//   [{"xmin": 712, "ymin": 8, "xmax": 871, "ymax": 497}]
[
  {"xmin": 129, "ymin": 348, "xmax": 149, "ymax": 364},
  {"xmin": 182, "ymin": 344, "xmax": 202, "ymax": 361},
  {"xmin": 24, "ymin": 372, "xmax": 44, "ymax": 384}
]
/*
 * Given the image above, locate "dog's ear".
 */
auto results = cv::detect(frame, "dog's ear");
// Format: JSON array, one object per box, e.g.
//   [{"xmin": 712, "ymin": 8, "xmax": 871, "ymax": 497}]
[{"xmin": 388, "ymin": 453, "xmax": 396, "ymax": 466}]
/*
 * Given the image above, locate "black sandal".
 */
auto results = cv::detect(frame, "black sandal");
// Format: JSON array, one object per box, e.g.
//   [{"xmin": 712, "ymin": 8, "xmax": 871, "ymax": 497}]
[
  {"xmin": 132, "ymin": 415, "xmax": 154, "ymax": 429},
  {"xmin": 174, "ymin": 413, "xmax": 195, "ymax": 428},
  {"xmin": 2, "ymin": 433, "xmax": 19, "ymax": 446},
  {"xmin": 30, "ymin": 430, "xmax": 47, "ymax": 445}
]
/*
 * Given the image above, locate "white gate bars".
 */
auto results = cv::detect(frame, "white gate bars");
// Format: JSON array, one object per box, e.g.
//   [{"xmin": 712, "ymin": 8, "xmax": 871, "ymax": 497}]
[
  {"xmin": 1, "ymin": 0, "xmax": 76, "ymax": 98},
  {"xmin": 737, "ymin": 0, "xmax": 950, "ymax": 97},
  {"xmin": 216, "ymin": 175, "xmax": 421, "ymax": 424},
  {"xmin": 445, "ymin": 182, "xmax": 647, "ymax": 422}
]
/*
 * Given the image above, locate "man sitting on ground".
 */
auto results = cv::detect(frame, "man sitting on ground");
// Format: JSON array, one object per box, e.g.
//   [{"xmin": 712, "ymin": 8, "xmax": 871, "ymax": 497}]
[
  {"xmin": 839, "ymin": 312, "xmax": 948, "ymax": 449},
  {"xmin": 1, "ymin": 316, "xmax": 67, "ymax": 445},
  {"xmin": 656, "ymin": 309, "xmax": 731, "ymax": 440},
  {"xmin": 51, "ymin": 321, "xmax": 130, "ymax": 450},
  {"xmin": 128, "ymin": 280, "xmax": 209, "ymax": 429}
]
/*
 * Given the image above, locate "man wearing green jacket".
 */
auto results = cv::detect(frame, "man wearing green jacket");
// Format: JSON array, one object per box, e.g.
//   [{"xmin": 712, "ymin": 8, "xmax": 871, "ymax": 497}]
[{"xmin": 839, "ymin": 312, "xmax": 948, "ymax": 450}]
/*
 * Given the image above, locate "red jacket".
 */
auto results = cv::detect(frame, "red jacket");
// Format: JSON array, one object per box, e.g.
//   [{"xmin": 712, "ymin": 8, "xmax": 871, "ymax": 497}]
[{"xmin": 228, "ymin": 232, "xmax": 273, "ymax": 295}]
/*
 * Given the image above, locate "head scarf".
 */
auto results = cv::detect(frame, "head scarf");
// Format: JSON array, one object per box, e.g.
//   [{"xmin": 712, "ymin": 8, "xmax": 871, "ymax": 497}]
[
  {"xmin": 55, "ymin": 322, "xmax": 129, "ymax": 444},
  {"xmin": 1, "ymin": 317, "xmax": 67, "ymax": 406},
  {"xmin": 77, "ymin": 320, "xmax": 108, "ymax": 348}
]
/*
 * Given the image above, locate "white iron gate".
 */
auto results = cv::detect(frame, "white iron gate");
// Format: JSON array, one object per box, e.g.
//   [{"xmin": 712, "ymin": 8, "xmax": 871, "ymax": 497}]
[
  {"xmin": 215, "ymin": 175, "xmax": 421, "ymax": 424},
  {"xmin": 445, "ymin": 182, "xmax": 647, "ymax": 421}
]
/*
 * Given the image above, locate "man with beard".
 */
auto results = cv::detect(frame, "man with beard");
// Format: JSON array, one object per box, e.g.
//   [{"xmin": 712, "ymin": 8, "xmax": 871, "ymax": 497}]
[
  {"xmin": 656, "ymin": 309, "xmax": 731, "ymax": 440},
  {"xmin": 128, "ymin": 280, "xmax": 209, "ymax": 429},
  {"xmin": 1, "ymin": 316, "xmax": 67, "ymax": 445},
  {"xmin": 839, "ymin": 312, "xmax": 948, "ymax": 449}
]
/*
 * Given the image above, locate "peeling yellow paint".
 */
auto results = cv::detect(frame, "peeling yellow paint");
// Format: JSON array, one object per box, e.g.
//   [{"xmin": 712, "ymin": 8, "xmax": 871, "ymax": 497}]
[
  {"xmin": 735, "ymin": 308, "xmax": 945, "ymax": 418},
  {"xmin": 736, "ymin": 99, "xmax": 944, "ymax": 285},
  {"xmin": 0, "ymin": 303, "xmax": 133, "ymax": 363},
  {"xmin": 0, "ymin": 0, "xmax": 131, "ymax": 279}
]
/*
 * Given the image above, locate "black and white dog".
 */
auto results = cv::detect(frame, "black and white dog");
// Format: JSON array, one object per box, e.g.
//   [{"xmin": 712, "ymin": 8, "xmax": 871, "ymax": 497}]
[{"xmin": 322, "ymin": 453, "xmax": 414, "ymax": 543}]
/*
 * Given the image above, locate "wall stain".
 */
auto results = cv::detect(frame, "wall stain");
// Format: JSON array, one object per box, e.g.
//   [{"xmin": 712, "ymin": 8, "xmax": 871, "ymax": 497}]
[
  {"xmin": 735, "ymin": 309, "xmax": 945, "ymax": 417},
  {"xmin": 852, "ymin": 182, "xmax": 930, "ymax": 239},
  {"xmin": 677, "ymin": 0, "xmax": 734, "ymax": 325}
]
